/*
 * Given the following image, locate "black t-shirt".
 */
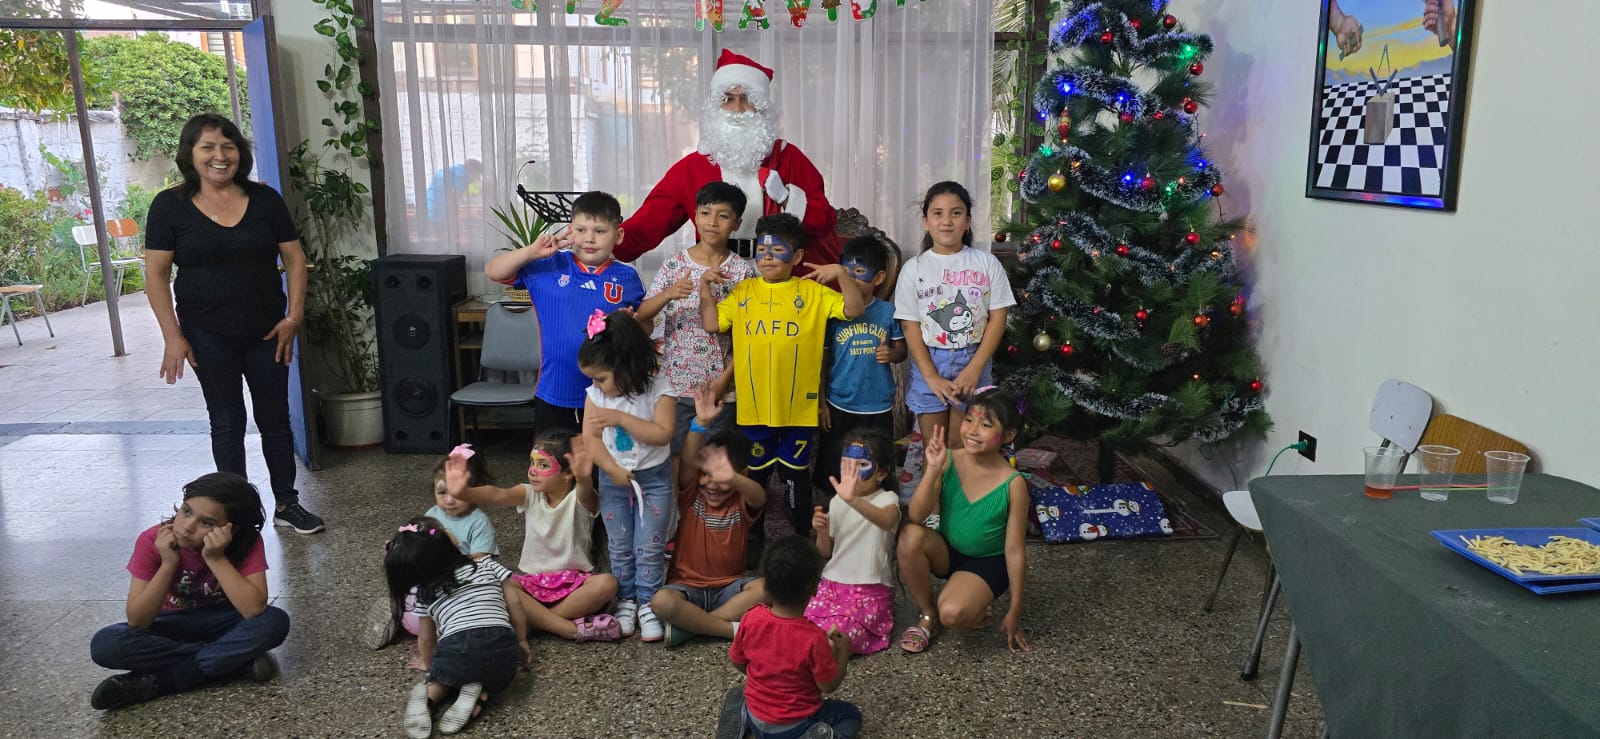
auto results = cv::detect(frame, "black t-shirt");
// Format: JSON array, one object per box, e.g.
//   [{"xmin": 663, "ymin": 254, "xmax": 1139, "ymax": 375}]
[{"xmin": 145, "ymin": 184, "xmax": 300, "ymax": 339}]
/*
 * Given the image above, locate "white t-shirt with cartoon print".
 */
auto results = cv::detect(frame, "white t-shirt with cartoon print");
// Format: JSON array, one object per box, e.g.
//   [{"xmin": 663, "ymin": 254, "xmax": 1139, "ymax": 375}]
[{"xmin": 893, "ymin": 246, "xmax": 1016, "ymax": 351}]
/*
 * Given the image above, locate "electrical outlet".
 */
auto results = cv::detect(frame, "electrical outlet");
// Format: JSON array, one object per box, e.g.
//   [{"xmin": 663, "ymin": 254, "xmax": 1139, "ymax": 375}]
[{"xmin": 1298, "ymin": 431, "xmax": 1317, "ymax": 462}]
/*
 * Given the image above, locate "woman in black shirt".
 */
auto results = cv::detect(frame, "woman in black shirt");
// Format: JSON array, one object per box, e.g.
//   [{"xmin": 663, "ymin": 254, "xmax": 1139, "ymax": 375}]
[{"xmin": 144, "ymin": 113, "xmax": 324, "ymax": 534}]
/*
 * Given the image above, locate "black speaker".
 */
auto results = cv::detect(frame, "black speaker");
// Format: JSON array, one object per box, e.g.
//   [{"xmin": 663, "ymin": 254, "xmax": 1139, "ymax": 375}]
[{"xmin": 372, "ymin": 254, "xmax": 467, "ymax": 454}]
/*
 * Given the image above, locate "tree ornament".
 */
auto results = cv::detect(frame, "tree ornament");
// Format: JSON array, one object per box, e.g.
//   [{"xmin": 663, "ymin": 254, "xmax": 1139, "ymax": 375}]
[
  {"xmin": 1007, "ymin": 345, "xmax": 1019, "ymax": 355},
  {"xmin": 1249, "ymin": 379, "xmax": 1265, "ymax": 393},
  {"xmin": 1162, "ymin": 14, "xmax": 1177, "ymax": 28},
  {"xmin": 1115, "ymin": 243, "xmax": 1130, "ymax": 256},
  {"xmin": 1140, "ymin": 176, "xmax": 1156, "ymax": 191},
  {"xmin": 1033, "ymin": 332, "xmax": 1053, "ymax": 352},
  {"xmin": 1211, "ymin": 183, "xmax": 1225, "ymax": 196},
  {"xmin": 1060, "ymin": 341, "xmax": 1075, "ymax": 356},
  {"xmin": 1058, "ymin": 117, "xmax": 1071, "ymax": 141},
  {"xmin": 1193, "ymin": 314, "xmax": 1211, "ymax": 328},
  {"xmin": 1230, "ymin": 301, "xmax": 1243, "ymax": 316},
  {"xmin": 1051, "ymin": 238, "xmax": 1063, "ymax": 250},
  {"xmin": 1092, "ymin": 305, "xmax": 1104, "ymax": 315},
  {"xmin": 1177, "ymin": 176, "xmax": 1187, "ymax": 185},
  {"xmin": 1153, "ymin": 110, "xmax": 1165, "ymax": 121},
  {"xmin": 1070, "ymin": 158, "xmax": 1083, "ymax": 170},
  {"xmin": 1135, "ymin": 308, "xmax": 1149, "ymax": 323},
  {"xmin": 1183, "ymin": 98, "xmax": 1199, "ymax": 114},
  {"xmin": 1100, "ymin": 30, "xmax": 1115, "ymax": 44},
  {"xmin": 1047, "ymin": 172, "xmax": 1068, "ymax": 192},
  {"xmin": 1119, "ymin": 111, "xmax": 1135, "ymax": 124},
  {"xmin": 1185, "ymin": 230, "xmax": 1201, "ymax": 245},
  {"xmin": 1189, "ymin": 62, "xmax": 1204, "ymax": 76},
  {"xmin": 993, "ymin": 231, "xmax": 1008, "ymax": 243},
  {"xmin": 1031, "ymin": 233, "xmax": 1042, "ymax": 243}
]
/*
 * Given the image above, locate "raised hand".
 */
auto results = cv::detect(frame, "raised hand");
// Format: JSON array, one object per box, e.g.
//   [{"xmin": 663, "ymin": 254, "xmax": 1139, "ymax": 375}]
[
  {"xmin": 526, "ymin": 232, "xmax": 562, "ymax": 260},
  {"xmin": 692, "ymin": 385, "xmax": 725, "ymax": 426},
  {"xmin": 567, "ymin": 435, "xmax": 594, "ymax": 480},
  {"xmin": 923, "ymin": 427, "xmax": 948, "ymax": 472},
  {"xmin": 201, "ymin": 522, "xmax": 233, "ymax": 561},
  {"xmin": 830, "ymin": 457, "xmax": 865, "ymax": 502},
  {"xmin": 155, "ymin": 523, "xmax": 181, "ymax": 565},
  {"xmin": 701, "ymin": 445, "xmax": 738, "ymax": 485},
  {"xmin": 801, "ymin": 263, "xmax": 847, "ymax": 285},
  {"xmin": 444, "ymin": 454, "xmax": 471, "ymax": 498}
]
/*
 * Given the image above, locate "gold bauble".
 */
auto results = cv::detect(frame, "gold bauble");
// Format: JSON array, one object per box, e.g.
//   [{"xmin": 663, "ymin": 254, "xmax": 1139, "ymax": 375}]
[
  {"xmin": 1046, "ymin": 173, "xmax": 1068, "ymax": 192},
  {"xmin": 1032, "ymin": 331, "xmax": 1053, "ymax": 351}
]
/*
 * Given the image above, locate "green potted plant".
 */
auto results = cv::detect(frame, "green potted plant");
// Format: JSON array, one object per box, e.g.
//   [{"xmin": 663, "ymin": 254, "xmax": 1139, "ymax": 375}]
[
  {"xmin": 488, "ymin": 197, "xmax": 554, "ymax": 304},
  {"xmin": 289, "ymin": 141, "xmax": 382, "ymax": 447}
]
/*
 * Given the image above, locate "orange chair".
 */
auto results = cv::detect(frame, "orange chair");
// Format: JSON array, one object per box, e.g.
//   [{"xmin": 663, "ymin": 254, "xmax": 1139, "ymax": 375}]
[{"xmin": 71, "ymin": 219, "xmax": 145, "ymax": 303}]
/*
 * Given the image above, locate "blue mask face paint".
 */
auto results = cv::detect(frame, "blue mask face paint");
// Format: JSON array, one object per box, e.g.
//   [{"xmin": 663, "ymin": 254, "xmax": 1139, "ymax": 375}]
[
  {"xmin": 754, "ymin": 233, "xmax": 797, "ymax": 263},
  {"xmin": 841, "ymin": 257, "xmax": 879, "ymax": 282},
  {"xmin": 842, "ymin": 442, "xmax": 876, "ymax": 479}
]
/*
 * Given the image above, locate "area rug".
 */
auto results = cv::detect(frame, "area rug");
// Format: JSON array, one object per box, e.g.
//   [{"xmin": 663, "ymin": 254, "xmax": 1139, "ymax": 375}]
[{"xmin": 1019, "ymin": 436, "xmax": 1216, "ymax": 540}]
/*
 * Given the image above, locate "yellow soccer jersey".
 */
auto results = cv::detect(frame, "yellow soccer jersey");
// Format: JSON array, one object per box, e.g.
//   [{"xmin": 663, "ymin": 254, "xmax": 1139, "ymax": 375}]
[{"xmin": 717, "ymin": 278, "xmax": 846, "ymax": 427}]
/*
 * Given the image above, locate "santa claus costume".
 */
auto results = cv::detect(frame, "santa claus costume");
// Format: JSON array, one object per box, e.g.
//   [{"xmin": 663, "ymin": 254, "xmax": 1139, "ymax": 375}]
[{"xmin": 616, "ymin": 50, "xmax": 840, "ymax": 267}]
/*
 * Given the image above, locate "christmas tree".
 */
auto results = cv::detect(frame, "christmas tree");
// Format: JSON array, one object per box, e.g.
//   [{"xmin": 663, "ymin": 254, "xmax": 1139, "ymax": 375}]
[{"xmin": 996, "ymin": 0, "xmax": 1270, "ymax": 473}]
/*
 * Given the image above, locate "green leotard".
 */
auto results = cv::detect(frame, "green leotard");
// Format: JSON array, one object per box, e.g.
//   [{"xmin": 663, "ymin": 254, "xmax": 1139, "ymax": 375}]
[{"xmin": 937, "ymin": 453, "xmax": 1021, "ymax": 558}]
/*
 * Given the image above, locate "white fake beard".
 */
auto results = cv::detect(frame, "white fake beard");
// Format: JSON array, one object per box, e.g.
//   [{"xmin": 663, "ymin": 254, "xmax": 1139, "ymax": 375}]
[{"xmin": 698, "ymin": 107, "xmax": 778, "ymax": 174}]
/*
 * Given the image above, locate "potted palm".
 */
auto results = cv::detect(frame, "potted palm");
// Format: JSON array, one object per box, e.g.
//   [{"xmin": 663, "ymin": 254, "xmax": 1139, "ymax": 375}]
[
  {"xmin": 289, "ymin": 141, "xmax": 383, "ymax": 447},
  {"xmin": 489, "ymin": 196, "xmax": 554, "ymax": 303}
]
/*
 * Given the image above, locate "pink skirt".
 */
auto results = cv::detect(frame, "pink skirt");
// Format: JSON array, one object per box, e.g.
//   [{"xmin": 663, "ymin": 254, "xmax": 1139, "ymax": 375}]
[
  {"xmin": 804, "ymin": 578, "xmax": 895, "ymax": 655},
  {"xmin": 514, "ymin": 570, "xmax": 590, "ymax": 605}
]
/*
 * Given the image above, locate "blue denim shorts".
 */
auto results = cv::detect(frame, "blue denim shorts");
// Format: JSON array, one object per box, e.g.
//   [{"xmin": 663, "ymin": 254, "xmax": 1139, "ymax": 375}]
[
  {"xmin": 662, "ymin": 577, "xmax": 758, "ymax": 612},
  {"xmin": 905, "ymin": 347, "xmax": 992, "ymax": 414}
]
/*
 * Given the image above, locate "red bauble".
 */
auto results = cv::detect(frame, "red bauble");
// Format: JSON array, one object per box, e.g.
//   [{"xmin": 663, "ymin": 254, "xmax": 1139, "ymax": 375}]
[
  {"xmin": 1183, "ymin": 99, "xmax": 1199, "ymax": 114},
  {"xmin": 1140, "ymin": 176, "xmax": 1156, "ymax": 191},
  {"xmin": 1051, "ymin": 238, "xmax": 1063, "ymax": 250},
  {"xmin": 1119, "ymin": 111, "xmax": 1135, "ymax": 123},
  {"xmin": 1185, "ymin": 231, "xmax": 1201, "ymax": 245},
  {"xmin": 1135, "ymin": 308, "xmax": 1150, "ymax": 322},
  {"xmin": 1211, "ymin": 183, "xmax": 1225, "ymax": 196},
  {"xmin": 1162, "ymin": 14, "xmax": 1177, "ymax": 28},
  {"xmin": 1031, "ymin": 233, "xmax": 1042, "ymax": 243},
  {"xmin": 1193, "ymin": 314, "xmax": 1210, "ymax": 328},
  {"xmin": 1130, "ymin": 18, "xmax": 1141, "ymax": 29},
  {"xmin": 1007, "ymin": 345, "xmax": 1019, "ymax": 355},
  {"xmin": 1100, "ymin": 31, "xmax": 1115, "ymax": 44},
  {"xmin": 1229, "ymin": 302, "xmax": 1243, "ymax": 317},
  {"xmin": 1115, "ymin": 243, "xmax": 1130, "ymax": 256},
  {"xmin": 1249, "ymin": 379, "xmax": 1265, "ymax": 393},
  {"xmin": 1189, "ymin": 62, "xmax": 1204, "ymax": 76},
  {"xmin": 1092, "ymin": 305, "xmax": 1104, "ymax": 315},
  {"xmin": 1060, "ymin": 342, "xmax": 1075, "ymax": 356},
  {"xmin": 993, "ymin": 232, "xmax": 1008, "ymax": 243},
  {"xmin": 1153, "ymin": 110, "xmax": 1166, "ymax": 120},
  {"xmin": 1057, "ymin": 119, "xmax": 1071, "ymax": 140}
]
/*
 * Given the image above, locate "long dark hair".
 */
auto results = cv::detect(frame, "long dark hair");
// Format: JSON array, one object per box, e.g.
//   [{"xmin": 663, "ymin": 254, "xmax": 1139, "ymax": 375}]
[
  {"xmin": 384, "ymin": 516, "xmax": 472, "ymax": 622},
  {"xmin": 164, "ymin": 472, "xmax": 264, "ymax": 563},
  {"xmin": 919, "ymin": 180, "xmax": 975, "ymax": 252},
  {"xmin": 577, "ymin": 311, "xmax": 659, "ymax": 397},
  {"xmin": 175, "ymin": 113, "xmax": 255, "ymax": 197}
]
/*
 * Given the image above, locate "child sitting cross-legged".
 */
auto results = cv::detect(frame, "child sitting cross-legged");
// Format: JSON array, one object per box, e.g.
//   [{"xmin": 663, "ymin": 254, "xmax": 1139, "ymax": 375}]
[
  {"xmin": 443, "ymin": 435, "xmax": 623, "ymax": 642},
  {"xmin": 649, "ymin": 386, "xmax": 768, "ymax": 647},
  {"xmin": 718, "ymin": 536, "xmax": 861, "ymax": 739}
]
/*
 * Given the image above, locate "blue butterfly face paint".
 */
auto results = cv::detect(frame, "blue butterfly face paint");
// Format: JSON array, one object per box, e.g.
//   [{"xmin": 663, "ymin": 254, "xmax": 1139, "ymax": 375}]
[
  {"xmin": 754, "ymin": 233, "xmax": 797, "ymax": 263},
  {"xmin": 842, "ymin": 442, "xmax": 876, "ymax": 479},
  {"xmin": 841, "ymin": 257, "xmax": 879, "ymax": 282}
]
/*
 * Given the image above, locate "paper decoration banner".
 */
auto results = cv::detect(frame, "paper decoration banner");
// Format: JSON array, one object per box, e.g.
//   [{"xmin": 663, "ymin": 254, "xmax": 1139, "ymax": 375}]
[{"xmin": 537, "ymin": 0, "xmax": 926, "ymax": 30}]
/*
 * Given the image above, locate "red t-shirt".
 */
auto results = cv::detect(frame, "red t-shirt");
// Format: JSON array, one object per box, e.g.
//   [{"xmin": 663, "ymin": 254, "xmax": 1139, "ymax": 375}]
[
  {"xmin": 126, "ymin": 523, "xmax": 269, "ymax": 612},
  {"xmin": 728, "ymin": 604, "xmax": 837, "ymax": 725},
  {"xmin": 666, "ymin": 477, "xmax": 755, "ymax": 588}
]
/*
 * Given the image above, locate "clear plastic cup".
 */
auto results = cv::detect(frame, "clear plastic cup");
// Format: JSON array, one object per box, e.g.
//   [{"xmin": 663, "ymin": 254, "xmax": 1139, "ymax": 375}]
[
  {"xmin": 1485, "ymin": 450, "xmax": 1531, "ymax": 504},
  {"xmin": 1415, "ymin": 444, "xmax": 1461, "ymax": 502},
  {"xmin": 1363, "ymin": 446, "xmax": 1406, "ymax": 499}
]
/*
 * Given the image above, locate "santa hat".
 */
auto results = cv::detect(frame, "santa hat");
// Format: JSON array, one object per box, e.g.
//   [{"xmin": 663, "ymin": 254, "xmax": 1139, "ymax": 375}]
[{"xmin": 709, "ymin": 49, "xmax": 775, "ymax": 99}]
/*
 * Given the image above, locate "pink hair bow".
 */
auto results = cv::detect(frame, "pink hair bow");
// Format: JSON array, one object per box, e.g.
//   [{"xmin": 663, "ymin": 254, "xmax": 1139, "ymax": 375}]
[
  {"xmin": 449, "ymin": 443, "xmax": 475, "ymax": 460},
  {"xmin": 586, "ymin": 309, "xmax": 608, "ymax": 339},
  {"xmin": 397, "ymin": 523, "xmax": 419, "ymax": 533}
]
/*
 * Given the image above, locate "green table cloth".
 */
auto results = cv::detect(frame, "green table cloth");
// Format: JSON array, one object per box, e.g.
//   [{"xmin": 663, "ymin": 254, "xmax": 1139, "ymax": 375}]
[{"xmin": 1250, "ymin": 473, "xmax": 1600, "ymax": 737}]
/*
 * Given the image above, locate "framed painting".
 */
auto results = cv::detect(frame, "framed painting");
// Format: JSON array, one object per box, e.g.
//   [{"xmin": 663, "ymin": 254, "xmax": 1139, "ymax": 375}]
[{"xmin": 1305, "ymin": 0, "xmax": 1475, "ymax": 211}]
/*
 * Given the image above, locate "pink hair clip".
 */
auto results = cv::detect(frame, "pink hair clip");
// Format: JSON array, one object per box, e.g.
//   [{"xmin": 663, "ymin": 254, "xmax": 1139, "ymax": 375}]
[
  {"xmin": 975, "ymin": 385, "xmax": 999, "ymax": 394},
  {"xmin": 398, "ymin": 523, "xmax": 419, "ymax": 533},
  {"xmin": 585, "ymin": 309, "xmax": 608, "ymax": 339},
  {"xmin": 449, "ymin": 443, "xmax": 475, "ymax": 460}
]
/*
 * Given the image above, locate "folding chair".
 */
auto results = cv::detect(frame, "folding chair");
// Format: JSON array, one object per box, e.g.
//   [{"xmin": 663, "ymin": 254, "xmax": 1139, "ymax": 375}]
[{"xmin": 449, "ymin": 303, "xmax": 540, "ymax": 442}]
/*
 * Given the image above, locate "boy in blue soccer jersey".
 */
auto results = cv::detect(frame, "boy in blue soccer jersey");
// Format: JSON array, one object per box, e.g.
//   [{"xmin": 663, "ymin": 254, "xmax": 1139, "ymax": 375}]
[
  {"xmin": 485, "ymin": 191, "xmax": 645, "ymax": 436},
  {"xmin": 699, "ymin": 214, "xmax": 863, "ymax": 557},
  {"xmin": 815, "ymin": 236, "xmax": 906, "ymax": 493}
]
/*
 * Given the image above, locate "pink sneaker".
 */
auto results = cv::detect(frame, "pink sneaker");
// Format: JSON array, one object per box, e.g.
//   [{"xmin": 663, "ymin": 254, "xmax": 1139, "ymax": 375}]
[{"xmin": 573, "ymin": 614, "xmax": 622, "ymax": 642}]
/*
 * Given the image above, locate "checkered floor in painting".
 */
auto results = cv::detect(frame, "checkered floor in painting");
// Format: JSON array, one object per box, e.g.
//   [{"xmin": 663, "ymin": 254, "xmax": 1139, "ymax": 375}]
[{"xmin": 1313, "ymin": 73, "xmax": 1452, "ymax": 196}]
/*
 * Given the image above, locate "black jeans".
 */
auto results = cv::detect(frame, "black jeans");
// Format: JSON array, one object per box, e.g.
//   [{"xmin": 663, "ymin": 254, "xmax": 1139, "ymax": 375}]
[
  {"xmin": 90, "ymin": 604, "xmax": 290, "ymax": 694},
  {"xmin": 183, "ymin": 325, "xmax": 298, "ymax": 506}
]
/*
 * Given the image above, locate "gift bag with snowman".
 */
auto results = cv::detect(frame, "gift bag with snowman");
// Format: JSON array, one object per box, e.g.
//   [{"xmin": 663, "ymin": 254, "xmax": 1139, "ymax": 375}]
[{"xmin": 1029, "ymin": 479, "xmax": 1173, "ymax": 543}]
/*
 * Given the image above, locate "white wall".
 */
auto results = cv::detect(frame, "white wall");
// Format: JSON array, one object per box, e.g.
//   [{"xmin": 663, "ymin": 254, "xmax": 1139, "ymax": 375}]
[{"xmin": 1165, "ymin": 0, "xmax": 1600, "ymax": 487}]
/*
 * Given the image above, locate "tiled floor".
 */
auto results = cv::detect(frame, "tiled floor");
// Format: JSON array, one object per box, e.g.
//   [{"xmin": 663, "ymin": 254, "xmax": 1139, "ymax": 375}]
[{"xmin": 0, "ymin": 300, "xmax": 1323, "ymax": 737}]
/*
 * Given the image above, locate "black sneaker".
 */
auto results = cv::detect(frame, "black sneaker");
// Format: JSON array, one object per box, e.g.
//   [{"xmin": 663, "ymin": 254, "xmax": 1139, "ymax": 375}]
[
  {"xmin": 273, "ymin": 502, "xmax": 325, "ymax": 534},
  {"xmin": 714, "ymin": 686, "xmax": 746, "ymax": 739},
  {"xmin": 90, "ymin": 673, "xmax": 157, "ymax": 710},
  {"xmin": 801, "ymin": 724, "xmax": 835, "ymax": 739},
  {"xmin": 241, "ymin": 654, "xmax": 277, "ymax": 683}
]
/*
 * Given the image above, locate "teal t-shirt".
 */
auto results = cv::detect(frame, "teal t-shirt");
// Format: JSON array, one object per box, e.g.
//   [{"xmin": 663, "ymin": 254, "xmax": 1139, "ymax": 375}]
[
  {"xmin": 825, "ymin": 299, "xmax": 903, "ymax": 414},
  {"xmin": 424, "ymin": 505, "xmax": 499, "ymax": 557}
]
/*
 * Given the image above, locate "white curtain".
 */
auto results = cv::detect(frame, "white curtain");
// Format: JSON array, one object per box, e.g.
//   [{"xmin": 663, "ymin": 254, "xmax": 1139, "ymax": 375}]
[{"xmin": 375, "ymin": 0, "xmax": 993, "ymax": 295}]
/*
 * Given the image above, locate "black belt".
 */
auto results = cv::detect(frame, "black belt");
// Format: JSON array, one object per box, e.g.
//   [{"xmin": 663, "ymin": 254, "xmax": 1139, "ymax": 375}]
[{"xmin": 728, "ymin": 238, "xmax": 756, "ymax": 259}]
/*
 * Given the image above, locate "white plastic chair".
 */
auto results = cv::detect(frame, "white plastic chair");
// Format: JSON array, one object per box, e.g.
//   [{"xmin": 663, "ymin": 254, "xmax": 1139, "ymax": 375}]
[
  {"xmin": 1203, "ymin": 378, "xmax": 1433, "ymax": 681},
  {"xmin": 449, "ymin": 303, "xmax": 541, "ymax": 441},
  {"xmin": 72, "ymin": 221, "xmax": 144, "ymax": 303}
]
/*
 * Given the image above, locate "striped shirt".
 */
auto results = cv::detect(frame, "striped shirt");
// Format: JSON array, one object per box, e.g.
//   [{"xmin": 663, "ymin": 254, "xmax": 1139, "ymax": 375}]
[{"xmin": 415, "ymin": 558, "xmax": 514, "ymax": 639}]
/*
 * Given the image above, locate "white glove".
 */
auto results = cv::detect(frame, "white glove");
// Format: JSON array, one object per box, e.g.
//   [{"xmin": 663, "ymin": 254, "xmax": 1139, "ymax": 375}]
[{"xmin": 764, "ymin": 171, "xmax": 788, "ymax": 204}]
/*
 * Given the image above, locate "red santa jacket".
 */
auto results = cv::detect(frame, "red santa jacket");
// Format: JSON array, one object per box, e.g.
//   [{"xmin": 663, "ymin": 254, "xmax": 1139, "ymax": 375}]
[{"xmin": 616, "ymin": 140, "xmax": 840, "ymax": 266}]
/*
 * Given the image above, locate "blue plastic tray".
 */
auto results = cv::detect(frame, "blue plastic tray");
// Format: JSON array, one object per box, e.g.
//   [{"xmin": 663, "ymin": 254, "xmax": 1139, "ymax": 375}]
[
  {"xmin": 1432, "ymin": 528, "xmax": 1600, "ymax": 595},
  {"xmin": 1580, "ymin": 517, "xmax": 1600, "ymax": 532}
]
